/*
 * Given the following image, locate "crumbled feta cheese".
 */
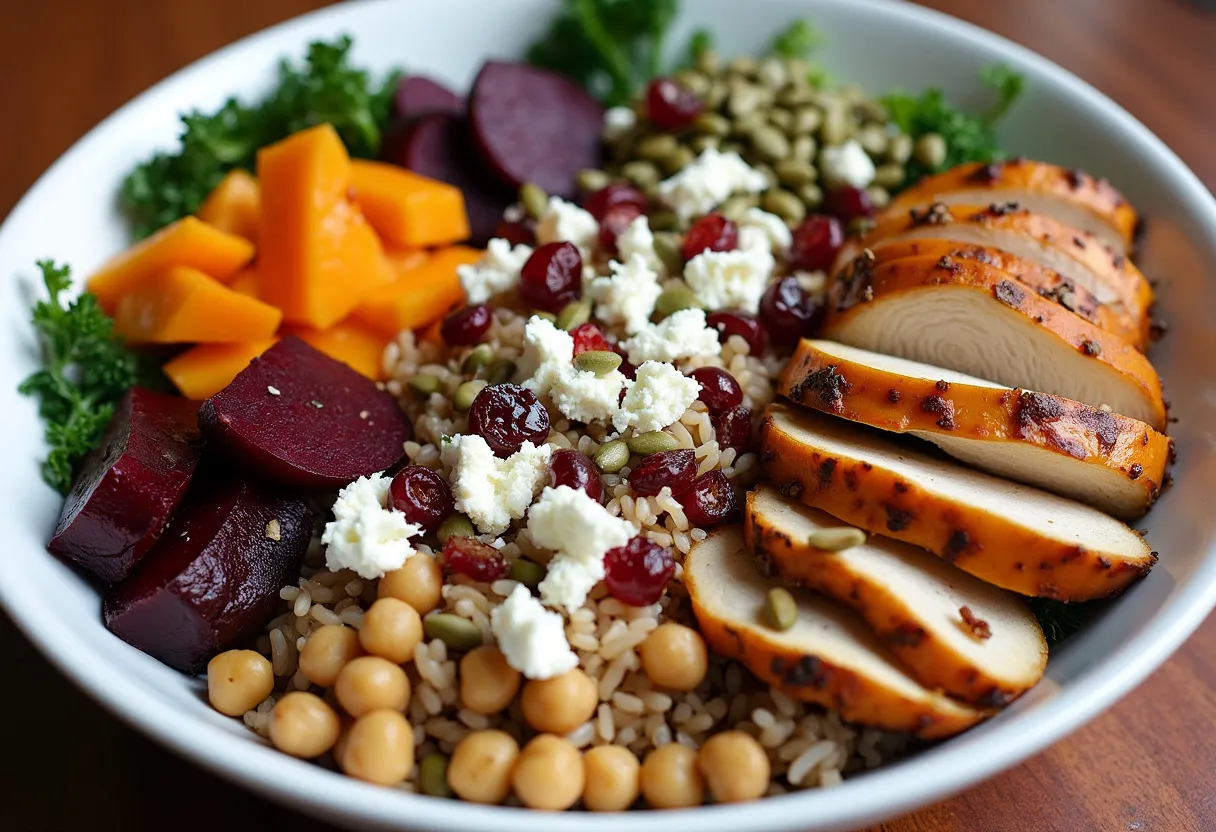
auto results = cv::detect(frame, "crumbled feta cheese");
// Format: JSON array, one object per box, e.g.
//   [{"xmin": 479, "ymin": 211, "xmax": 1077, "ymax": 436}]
[
  {"xmin": 590, "ymin": 254, "xmax": 663, "ymax": 334},
  {"xmin": 614, "ymin": 361, "xmax": 701, "ymax": 433},
  {"xmin": 682, "ymin": 236, "xmax": 776, "ymax": 313},
  {"xmin": 616, "ymin": 214, "xmax": 665, "ymax": 276},
  {"xmin": 491, "ymin": 585, "xmax": 579, "ymax": 680},
  {"xmin": 820, "ymin": 139, "xmax": 877, "ymax": 189},
  {"xmin": 550, "ymin": 366, "xmax": 629, "ymax": 424},
  {"xmin": 739, "ymin": 207, "xmax": 793, "ymax": 254},
  {"xmin": 657, "ymin": 148, "xmax": 769, "ymax": 222},
  {"xmin": 441, "ymin": 435, "xmax": 552, "ymax": 535},
  {"xmin": 457, "ymin": 238, "xmax": 534, "ymax": 303},
  {"xmin": 518, "ymin": 315, "xmax": 575, "ymax": 397},
  {"xmin": 535, "ymin": 196, "xmax": 599, "ymax": 253},
  {"xmin": 621, "ymin": 308, "xmax": 722, "ymax": 365},
  {"xmin": 602, "ymin": 106, "xmax": 637, "ymax": 142},
  {"xmin": 321, "ymin": 473, "xmax": 422, "ymax": 579},
  {"xmin": 529, "ymin": 486, "xmax": 635, "ymax": 611}
]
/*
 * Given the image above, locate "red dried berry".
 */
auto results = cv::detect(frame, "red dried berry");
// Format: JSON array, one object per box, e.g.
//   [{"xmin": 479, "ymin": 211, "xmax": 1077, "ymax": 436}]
[
  {"xmin": 571, "ymin": 322, "xmax": 614, "ymax": 356},
  {"xmin": 826, "ymin": 186, "xmax": 875, "ymax": 222},
  {"xmin": 440, "ymin": 304, "xmax": 493, "ymax": 346},
  {"xmin": 646, "ymin": 78, "xmax": 703, "ymax": 131},
  {"xmin": 442, "ymin": 536, "xmax": 509, "ymax": 582},
  {"xmin": 689, "ymin": 367, "xmax": 743, "ymax": 413},
  {"xmin": 760, "ymin": 277, "xmax": 815, "ymax": 347},
  {"xmin": 706, "ymin": 310, "xmax": 767, "ymax": 355},
  {"xmin": 789, "ymin": 215, "xmax": 845, "ymax": 272},
  {"xmin": 495, "ymin": 217, "xmax": 536, "ymax": 246},
  {"xmin": 389, "ymin": 466, "xmax": 454, "ymax": 533},
  {"xmin": 681, "ymin": 213, "xmax": 738, "ymax": 260},
  {"xmin": 677, "ymin": 471, "xmax": 739, "ymax": 528},
  {"xmin": 604, "ymin": 537, "xmax": 675, "ymax": 606},
  {"xmin": 598, "ymin": 203, "xmax": 645, "ymax": 252},
  {"xmin": 549, "ymin": 449, "xmax": 603, "ymax": 502},
  {"xmin": 629, "ymin": 449, "xmax": 696, "ymax": 497},
  {"xmin": 583, "ymin": 182, "xmax": 647, "ymax": 222},
  {"xmin": 520, "ymin": 241, "xmax": 582, "ymax": 313},
  {"xmin": 467, "ymin": 383, "xmax": 551, "ymax": 457},
  {"xmin": 712, "ymin": 406, "xmax": 752, "ymax": 451}
]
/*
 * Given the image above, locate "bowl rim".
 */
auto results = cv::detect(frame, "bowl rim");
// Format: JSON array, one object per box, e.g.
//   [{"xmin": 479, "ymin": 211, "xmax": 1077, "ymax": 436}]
[{"xmin": 4, "ymin": 0, "xmax": 1215, "ymax": 829}]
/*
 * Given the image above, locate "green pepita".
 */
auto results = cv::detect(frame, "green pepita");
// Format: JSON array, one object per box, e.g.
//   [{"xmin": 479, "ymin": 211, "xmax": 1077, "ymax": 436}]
[
  {"xmin": 423, "ymin": 613, "xmax": 483, "ymax": 652},
  {"xmin": 807, "ymin": 526, "xmax": 867, "ymax": 552},
  {"xmin": 655, "ymin": 286, "xmax": 705, "ymax": 317},
  {"xmin": 418, "ymin": 753, "xmax": 452, "ymax": 798},
  {"xmin": 866, "ymin": 186, "xmax": 891, "ymax": 210},
  {"xmin": 767, "ymin": 107, "xmax": 794, "ymax": 134},
  {"xmin": 727, "ymin": 55, "xmax": 759, "ymax": 78},
  {"xmin": 857, "ymin": 99, "xmax": 889, "ymax": 123},
  {"xmin": 664, "ymin": 146, "xmax": 696, "ymax": 176},
  {"xmin": 762, "ymin": 188, "xmax": 806, "ymax": 225},
  {"xmin": 577, "ymin": 169, "xmax": 612, "ymax": 193},
  {"xmin": 556, "ymin": 300, "xmax": 592, "ymax": 331},
  {"xmin": 774, "ymin": 159, "xmax": 817, "ymax": 188},
  {"xmin": 621, "ymin": 160, "xmax": 661, "ymax": 188},
  {"xmin": 573, "ymin": 350, "xmax": 622, "ymax": 377},
  {"xmin": 695, "ymin": 48, "xmax": 720, "ymax": 75},
  {"xmin": 757, "ymin": 57, "xmax": 789, "ymax": 90},
  {"xmin": 887, "ymin": 133, "xmax": 914, "ymax": 165},
  {"xmin": 409, "ymin": 373, "xmax": 441, "ymax": 397},
  {"xmin": 820, "ymin": 103, "xmax": 850, "ymax": 146},
  {"xmin": 704, "ymin": 80, "xmax": 728, "ymax": 111},
  {"xmin": 797, "ymin": 182, "xmax": 825, "ymax": 208},
  {"xmin": 437, "ymin": 514, "xmax": 476, "ymax": 545},
  {"xmin": 673, "ymin": 69, "xmax": 711, "ymax": 98},
  {"xmin": 792, "ymin": 106, "xmax": 824, "ymax": 137},
  {"xmin": 689, "ymin": 135, "xmax": 721, "ymax": 154},
  {"xmin": 508, "ymin": 558, "xmax": 546, "ymax": 588},
  {"xmin": 594, "ymin": 439, "xmax": 631, "ymax": 473},
  {"xmin": 728, "ymin": 84, "xmax": 764, "ymax": 118},
  {"xmin": 648, "ymin": 211, "xmax": 681, "ymax": 232},
  {"xmin": 751, "ymin": 125, "xmax": 791, "ymax": 162},
  {"xmin": 872, "ymin": 163, "xmax": 907, "ymax": 190},
  {"xmin": 764, "ymin": 587, "xmax": 798, "ymax": 632},
  {"xmin": 636, "ymin": 134, "xmax": 680, "ymax": 164},
  {"xmin": 857, "ymin": 125, "xmax": 889, "ymax": 156},
  {"xmin": 753, "ymin": 162, "xmax": 778, "ymax": 189},
  {"xmin": 482, "ymin": 358, "xmax": 517, "ymax": 386},
  {"xmin": 520, "ymin": 182, "xmax": 549, "ymax": 220},
  {"xmin": 791, "ymin": 134, "xmax": 818, "ymax": 164},
  {"xmin": 777, "ymin": 85, "xmax": 815, "ymax": 108},
  {"xmin": 534, "ymin": 311, "xmax": 557, "ymax": 323},
  {"xmin": 627, "ymin": 431, "xmax": 681, "ymax": 456},
  {"xmin": 461, "ymin": 344, "xmax": 494, "ymax": 375},
  {"xmin": 693, "ymin": 111, "xmax": 731, "ymax": 137},
  {"xmin": 454, "ymin": 379, "xmax": 487, "ymax": 412},
  {"xmin": 652, "ymin": 233, "xmax": 685, "ymax": 274},
  {"xmin": 913, "ymin": 133, "xmax": 948, "ymax": 169}
]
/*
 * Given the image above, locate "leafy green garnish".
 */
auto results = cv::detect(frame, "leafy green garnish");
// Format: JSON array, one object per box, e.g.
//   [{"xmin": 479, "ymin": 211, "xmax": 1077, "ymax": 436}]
[
  {"xmin": 686, "ymin": 28, "xmax": 715, "ymax": 67},
  {"xmin": 121, "ymin": 36, "xmax": 398, "ymax": 239},
  {"xmin": 978, "ymin": 63, "xmax": 1026, "ymax": 126},
  {"xmin": 18, "ymin": 262, "xmax": 141, "ymax": 493},
  {"xmin": 1027, "ymin": 598, "xmax": 1097, "ymax": 645},
  {"xmin": 526, "ymin": 0, "xmax": 678, "ymax": 106},
  {"xmin": 770, "ymin": 20, "xmax": 822, "ymax": 59}
]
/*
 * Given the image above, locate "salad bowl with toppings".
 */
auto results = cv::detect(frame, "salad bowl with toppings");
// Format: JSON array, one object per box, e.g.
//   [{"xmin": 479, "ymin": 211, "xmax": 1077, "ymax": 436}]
[{"xmin": 3, "ymin": 0, "xmax": 1216, "ymax": 830}]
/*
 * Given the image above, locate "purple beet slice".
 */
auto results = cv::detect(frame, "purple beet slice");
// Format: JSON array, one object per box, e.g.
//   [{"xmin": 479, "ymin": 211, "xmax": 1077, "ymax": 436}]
[
  {"xmin": 388, "ymin": 113, "xmax": 513, "ymax": 245},
  {"xmin": 48, "ymin": 387, "xmax": 201, "ymax": 584},
  {"xmin": 394, "ymin": 74, "xmax": 463, "ymax": 119},
  {"xmin": 199, "ymin": 337, "xmax": 412, "ymax": 489},
  {"xmin": 103, "ymin": 476, "xmax": 311, "ymax": 674},
  {"xmin": 469, "ymin": 60, "xmax": 604, "ymax": 199}
]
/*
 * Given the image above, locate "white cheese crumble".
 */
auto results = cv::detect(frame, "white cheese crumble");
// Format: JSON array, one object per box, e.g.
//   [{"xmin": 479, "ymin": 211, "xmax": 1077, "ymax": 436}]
[
  {"xmin": 739, "ymin": 207, "xmax": 793, "ymax": 254},
  {"xmin": 602, "ymin": 106, "xmax": 637, "ymax": 142},
  {"xmin": 529, "ymin": 486, "xmax": 635, "ymax": 611},
  {"xmin": 615, "ymin": 214, "xmax": 665, "ymax": 276},
  {"xmin": 621, "ymin": 308, "xmax": 722, "ymax": 365},
  {"xmin": 657, "ymin": 148, "xmax": 769, "ymax": 222},
  {"xmin": 456, "ymin": 237, "xmax": 534, "ymax": 304},
  {"xmin": 590, "ymin": 254, "xmax": 663, "ymax": 334},
  {"xmin": 490, "ymin": 585, "xmax": 579, "ymax": 680},
  {"xmin": 440, "ymin": 435, "xmax": 552, "ymax": 535},
  {"xmin": 517, "ymin": 315, "xmax": 574, "ymax": 397},
  {"xmin": 321, "ymin": 473, "xmax": 422, "ymax": 579},
  {"xmin": 535, "ymin": 196, "xmax": 600, "ymax": 254},
  {"xmin": 682, "ymin": 233, "xmax": 776, "ymax": 313},
  {"xmin": 614, "ymin": 361, "xmax": 701, "ymax": 433},
  {"xmin": 550, "ymin": 366, "xmax": 630, "ymax": 425},
  {"xmin": 820, "ymin": 139, "xmax": 877, "ymax": 189}
]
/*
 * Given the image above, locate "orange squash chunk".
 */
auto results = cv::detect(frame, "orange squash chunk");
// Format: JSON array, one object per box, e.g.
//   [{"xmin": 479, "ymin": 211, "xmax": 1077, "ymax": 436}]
[
  {"xmin": 227, "ymin": 266, "xmax": 261, "ymax": 299},
  {"xmin": 349, "ymin": 160, "xmax": 470, "ymax": 248},
  {"xmin": 197, "ymin": 169, "xmax": 261, "ymax": 244},
  {"xmin": 354, "ymin": 246, "xmax": 481, "ymax": 337},
  {"xmin": 383, "ymin": 244, "xmax": 430, "ymax": 276},
  {"xmin": 88, "ymin": 216, "xmax": 255, "ymax": 313},
  {"xmin": 257, "ymin": 125, "xmax": 394, "ymax": 329},
  {"xmin": 291, "ymin": 319, "xmax": 391, "ymax": 380},
  {"xmin": 113, "ymin": 266, "xmax": 281, "ymax": 344},
  {"xmin": 163, "ymin": 339, "xmax": 278, "ymax": 400}
]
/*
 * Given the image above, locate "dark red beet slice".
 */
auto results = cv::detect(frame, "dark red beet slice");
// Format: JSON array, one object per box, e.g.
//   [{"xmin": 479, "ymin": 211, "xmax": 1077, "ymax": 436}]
[
  {"xmin": 394, "ymin": 75, "xmax": 463, "ymax": 119},
  {"xmin": 103, "ymin": 476, "xmax": 311, "ymax": 674},
  {"xmin": 199, "ymin": 337, "xmax": 412, "ymax": 489},
  {"xmin": 469, "ymin": 61, "xmax": 604, "ymax": 199},
  {"xmin": 388, "ymin": 113, "xmax": 513, "ymax": 245},
  {"xmin": 48, "ymin": 388, "xmax": 201, "ymax": 584}
]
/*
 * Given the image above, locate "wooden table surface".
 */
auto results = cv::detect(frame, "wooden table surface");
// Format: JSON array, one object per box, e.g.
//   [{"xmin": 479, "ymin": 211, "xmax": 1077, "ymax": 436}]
[{"xmin": 3, "ymin": 1, "xmax": 1215, "ymax": 829}]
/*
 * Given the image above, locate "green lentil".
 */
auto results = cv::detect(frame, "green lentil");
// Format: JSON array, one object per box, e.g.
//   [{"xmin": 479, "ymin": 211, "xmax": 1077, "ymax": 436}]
[
  {"xmin": 508, "ymin": 558, "xmax": 546, "ymax": 588},
  {"xmin": 418, "ymin": 753, "xmax": 452, "ymax": 798},
  {"xmin": 694, "ymin": 111, "xmax": 731, "ymax": 137},
  {"xmin": 437, "ymin": 514, "xmax": 475, "ymax": 544},
  {"xmin": 482, "ymin": 358, "xmax": 516, "ymax": 386},
  {"xmin": 807, "ymin": 526, "xmax": 867, "ymax": 552},
  {"xmin": 764, "ymin": 587, "xmax": 798, "ymax": 632},
  {"xmin": 887, "ymin": 133, "xmax": 914, "ymax": 164},
  {"xmin": 556, "ymin": 300, "xmax": 592, "ymax": 331},
  {"xmin": 621, "ymin": 160, "xmax": 661, "ymax": 188},
  {"xmin": 627, "ymin": 431, "xmax": 681, "ymax": 456},
  {"xmin": 408, "ymin": 374, "xmax": 440, "ymax": 397},
  {"xmin": 751, "ymin": 125, "xmax": 791, "ymax": 162},
  {"xmin": 655, "ymin": 286, "xmax": 704, "ymax": 317},
  {"xmin": 454, "ymin": 379, "xmax": 487, "ymax": 412},
  {"xmin": 636, "ymin": 134, "xmax": 680, "ymax": 164},
  {"xmin": 461, "ymin": 344, "xmax": 494, "ymax": 375},
  {"xmin": 774, "ymin": 159, "xmax": 817, "ymax": 188},
  {"xmin": 594, "ymin": 440, "xmax": 631, "ymax": 473},
  {"xmin": 914, "ymin": 133, "xmax": 948, "ymax": 169},
  {"xmin": 423, "ymin": 613, "xmax": 483, "ymax": 652},
  {"xmin": 520, "ymin": 182, "xmax": 549, "ymax": 220},
  {"xmin": 577, "ymin": 169, "xmax": 612, "ymax": 193},
  {"xmin": 572, "ymin": 350, "xmax": 622, "ymax": 377},
  {"xmin": 762, "ymin": 188, "xmax": 806, "ymax": 225},
  {"xmin": 873, "ymin": 163, "xmax": 907, "ymax": 189}
]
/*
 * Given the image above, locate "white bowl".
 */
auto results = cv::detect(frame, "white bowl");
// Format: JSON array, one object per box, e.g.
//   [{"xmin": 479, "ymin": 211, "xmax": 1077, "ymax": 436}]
[{"xmin": 2, "ymin": 0, "xmax": 1214, "ymax": 829}]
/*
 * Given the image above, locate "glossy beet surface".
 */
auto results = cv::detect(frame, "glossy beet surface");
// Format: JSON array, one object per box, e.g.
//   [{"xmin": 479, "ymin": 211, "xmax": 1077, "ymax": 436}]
[
  {"xmin": 48, "ymin": 388, "xmax": 202, "ymax": 585},
  {"xmin": 583, "ymin": 183, "xmax": 647, "ymax": 222},
  {"xmin": 393, "ymin": 75, "xmax": 463, "ymax": 119},
  {"xmin": 689, "ymin": 367, "xmax": 743, "ymax": 413},
  {"xmin": 678, "ymin": 471, "xmax": 739, "ymax": 528},
  {"xmin": 103, "ymin": 476, "xmax": 312, "ymax": 673},
  {"xmin": 199, "ymin": 337, "xmax": 412, "ymax": 489},
  {"xmin": 789, "ymin": 215, "xmax": 845, "ymax": 272},
  {"xmin": 759, "ymin": 277, "xmax": 816, "ymax": 347},
  {"xmin": 442, "ymin": 537, "xmax": 510, "ymax": 582},
  {"xmin": 440, "ymin": 304, "xmax": 493, "ymax": 346},
  {"xmin": 628, "ymin": 449, "xmax": 696, "ymax": 497},
  {"xmin": 682, "ymin": 213, "xmax": 738, "ymax": 260},
  {"xmin": 604, "ymin": 537, "xmax": 675, "ymax": 606},
  {"xmin": 389, "ymin": 467, "xmax": 454, "ymax": 533},
  {"xmin": 467, "ymin": 383, "xmax": 550, "ymax": 457},
  {"xmin": 707, "ymin": 310, "xmax": 767, "ymax": 355},
  {"xmin": 549, "ymin": 449, "xmax": 603, "ymax": 502},
  {"xmin": 646, "ymin": 78, "xmax": 703, "ymax": 131},
  {"xmin": 519, "ymin": 242, "xmax": 582, "ymax": 313}
]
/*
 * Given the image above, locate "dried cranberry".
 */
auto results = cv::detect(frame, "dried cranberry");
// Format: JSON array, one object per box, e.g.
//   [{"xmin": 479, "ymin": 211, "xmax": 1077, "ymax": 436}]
[
  {"xmin": 495, "ymin": 217, "xmax": 536, "ymax": 246},
  {"xmin": 712, "ymin": 406, "xmax": 752, "ymax": 451},
  {"xmin": 389, "ymin": 466, "xmax": 454, "ymax": 533},
  {"xmin": 571, "ymin": 322, "xmax": 614, "ymax": 355},
  {"xmin": 441, "ymin": 536, "xmax": 509, "ymax": 582},
  {"xmin": 629, "ymin": 449, "xmax": 696, "ymax": 497},
  {"xmin": 583, "ymin": 182, "xmax": 647, "ymax": 222},
  {"xmin": 677, "ymin": 471, "xmax": 739, "ymax": 528},
  {"xmin": 599, "ymin": 203, "xmax": 645, "ymax": 252},
  {"xmin": 760, "ymin": 277, "xmax": 815, "ymax": 348},
  {"xmin": 604, "ymin": 537, "xmax": 675, "ymax": 606},
  {"xmin": 707, "ymin": 310, "xmax": 767, "ymax": 355},
  {"xmin": 681, "ymin": 213, "xmax": 738, "ymax": 260},
  {"xmin": 519, "ymin": 241, "xmax": 582, "ymax": 313},
  {"xmin": 689, "ymin": 367, "xmax": 743, "ymax": 413},
  {"xmin": 646, "ymin": 78, "xmax": 703, "ymax": 132},
  {"xmin": 468, "ymin": 383, "xmax": 550, "ymax": 457},
  {"xmin": 440, "ymin": 304, "xmax": 493, "ymax": 346},
  {"xmin": 826, "ymin": 186, "xmax": 875, "ymax": 222},
  {"xmin": 789, "ymin": 215, "xmax": 845, "ymax": 272},
  {"xmin": 550, "ymin": 449, "xmax": 603, "ymax": 502}
]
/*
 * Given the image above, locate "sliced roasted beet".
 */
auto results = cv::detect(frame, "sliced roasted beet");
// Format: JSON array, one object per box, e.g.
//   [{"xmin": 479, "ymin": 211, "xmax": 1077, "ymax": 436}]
[
  {"xmin": 199, "ymin": 337, "xmax": 412, "ymax": 489},
  {"xmin": 48, "ymin": 388, "xmax": 201, "ymax": 584},
  {"xmin": 469, "ymin": 61, "xmax": 604, "ymax": 199},
  {"xmin": 394, "ymin": 75, "xmax": 463, "ymax": 119},
  {"xmin": 388, "ymin": 113, "xmax": 514, "ymax": 245},
  {"xmin": 103, "ymin": 476, "xmax": 311, "ymax": 673}
]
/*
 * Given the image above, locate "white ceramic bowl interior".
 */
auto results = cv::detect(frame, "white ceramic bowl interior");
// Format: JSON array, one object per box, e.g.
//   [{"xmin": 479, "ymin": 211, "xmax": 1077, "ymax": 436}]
[{"xmin": 2, "ymin": 1, "xmax": 1215, "ymax": 830}]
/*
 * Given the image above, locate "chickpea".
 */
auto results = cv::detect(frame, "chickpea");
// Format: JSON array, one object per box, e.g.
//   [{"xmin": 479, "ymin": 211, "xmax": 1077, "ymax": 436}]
[
  {"xmin": 379, "ymin": 554, "xmax": 443, "ymax": 614},
  {"xmin": 459, "ymin": 646, "xmax": 521, "ymax": 716},
  {"xmin": 447, "ymin": 730, "xmax": 520, "ymax": 804},
  {"xmin": 269, "ymin": 692, "xmax": 341, "ymax": 759},
  {"xmin": 207, "ymin": 650, "xmax": 274, "ymax": 717},
  {"xmin": 639, "ymin": 624, "xmax": 708, "ymax": 691},
  {"xmin": 340, "ymin": 710, "xmax": 415, "ymax": 786},
  {"xmin": 359, "ymin": 597, "xmax": 424, "ymax": 663},
  {"xmin": 511, "ymin": 734, "xmax": 584, "ymax": 810},
  {"xmin": 520, "ymin": 669, "xmax": 598, "ymax": 735},
  {"xmin": 298, "ymin": 625, "xmax": 363, "ymax": 687},
  {"xmin": 640, "ymin": 743, "xmax": 704, "ymax": 809},
  {"xmin": 334, "ymin": 656, "xmax": 411, "ymax": 717},
  {"xmin": 582, "ymin": 745, "xmax": 641, "ymax": 812},
  {"xmin": 697, "ymin": 731, "xmax": 770, "ymax": 803}
]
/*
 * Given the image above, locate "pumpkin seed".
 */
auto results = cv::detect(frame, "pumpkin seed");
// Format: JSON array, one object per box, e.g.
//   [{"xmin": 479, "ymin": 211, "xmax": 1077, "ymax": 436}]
[
  {"xmin": 409, "ymin": 374, "xmax": 441, "ymax": 397},
  {"xmin": 454, "ymin": 379, "xmax": 487, "ymax": 412},
  {"xmin": 694, "ymin": 111, "xmax": 731, "ymax": 137},
  {"xmin": 784, "ymin": 58, "xmax": 814, "ymax": 87},
  {"xmin": 798, "ymin": 182, "xmax": 825, "ymax": 208},
  {"xmin": 873, "ymin": 163, "xmax": 907, "ymax": 189},
  {"xmin": 777, "ymin": 85, "xmax": 815, "ymax": 108},
  {"xmin": 418, "ymin": 753, "xmax": 452, "ymax": 798},
  {"xmin": 594, "ymin": 439, "xmax": 631, "ymax": 473},
  {"xmin": 648, "ymin": 211, "xmax": 681, "ymax": 232},
  {"xmin": 767, "ymin": 107, "xmax": 794, "ymax": 134},
  {"xmin": 762, "ymin": 188, "xmax": 806, "ymax": 225},
  {"xmin": 482, "ymin": 358, "xmax": 516, "ymax": 386},
  {"xmin": 728, "ymin": 84, "xmax": 765, "ymax": 118},
  {"xmin": 655, "ymin": 286, "xmax": 705, "ymax": 317},
  {"xmin": 914, "ymin": 132, "xmax": 948, "ymax": 169},
  {"xmin": 577, "ymin": 168, "xmax": 612, "ymax": 193},
  {"xmin": 857, "ymin": 125, "xmax": 889, "ymax": 156},
  {"xmin": 704, "ymin": 80, "xmax": 728, "ymax": 110},
  {"xmin": 791, "ymin": 134, "xmax": 817, "ymax": 163},
  {"xmin": 423, "ymin": 613, "xmax": 483, "ymax": 652},
  {"xmin": 437, "ymin": 514, "xmax": 476, "ymax": 544},
  {"xmin": 866, "ymin": 186, "xmax": 891, "ymax": 209},
  {"xmin": 820, "ymin": 103, "xmax": 850, "ymax": 146},
  {"xmin": 857, "ymin": 99, "xmax": 889, "ymax": 123},
  {"xmin": 664, "ymin": 146, "xmax": 696, "ymax": 175},
  {"xmin": 887, "ymin": 133, "xmax": 914, "ymax": 164},
  {"xmin": 652, "ymin": 233, "xmax": 685, "ymax": 273},
  {"xmin": 627, "ymin": 431, "xmax": 681, "ymax": 456},
  {"xmin": 461, "ymin": 344, "xmax": 494, "ymax": 375},
  {"xmin": 674, "ymin": 69, "xmax": 711, "ymax": 98},
  {"xmin": 621, "ymin": 160, "xmax": 661, "ymax": 188},
  {"xmin": 534, "ymin": 310, "xmax": 557, "ymax": 323},
  {"xmin": 807, "ymin": 526, "xmax": 867, "ymax": 552},
  {"xmin": 792, "ymin": 106, "xmax": 824, "ymax": 137},
  {"xmin": 556, "ymin": 300, "xmax": 592, "ymax": 331},
  {"xmin": 719, "ymin": 140, "xmax": 744, "ymax": 156},
  {"xmin": 636, "ymin": 134, "xmax": 680, "ymax": 164},
  {"xmin": 764, "ymin": 587, "xmax": 798, "ymax": 632},
  {"xmin": 689, "ymin": 135, "xmax": 721, "ymax": 154},
  {"xmin": 732, "ymin": 112, "xmax": 767, "ymax": 140},
  {"xmin": 775, "ymin": 159, "xmax": 817, "ymax": 188},
  {"xmin": 573, "ymin": 350, "xmax": 622, "ymax": 377},
  {"xmin": 753, "ymin": 162, "xmax": 778, "ymax": 189},
  {"xmin": 727, "ymin": 55, "xmax": 759, "ymax": 78},
  {"xmin": 757, "ymin": 57, "xmax": 789, "ymax": 90},
  {"xmin": 751, "ymin": 125, "xmax": 791, "ymax": 162},
  {"xmin": 508, "ymin": 558, "xmax": 547, "ymax": 588},
  {"xmin": 695, "ymin": 48, "xmax": 720, "ymax": 75},
  {"xmin": 520, "ymin": 182, "xmax": 549, "ymax": 220}
]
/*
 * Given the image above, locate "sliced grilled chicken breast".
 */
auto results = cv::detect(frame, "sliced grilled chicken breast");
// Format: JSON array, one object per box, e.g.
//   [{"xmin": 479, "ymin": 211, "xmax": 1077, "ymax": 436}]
[
  {"xmin": 745, "ymin": 486, "xmax": 1048, "ymax": 706},
  {"xmin": 845, "ymin": 239, "xmax": 1144, "ymax": 347},
  {"xmin": 760, "ymin": 405, "xmax": 1157, "ymax": 600},
  {"xmin": 887, "ymin": 160, "xmax": 1137, "ymax": 254},
  {"xmin": 685, "ymin": 526, "xmax": 988, "ymax": 739},
  {"xmin": 823, "ymin": 254, "xmax": 1167, "ymax": 430},
  {"xmin": 778, "ymin": 340, "xmax": 1170, "ymax": 518}
]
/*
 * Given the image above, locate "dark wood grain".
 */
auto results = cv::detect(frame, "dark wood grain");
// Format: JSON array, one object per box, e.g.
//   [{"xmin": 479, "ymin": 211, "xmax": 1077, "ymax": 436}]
[{"xmin": 2, "ymin": 1, "xmax": 1215, "ymax": 830}]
